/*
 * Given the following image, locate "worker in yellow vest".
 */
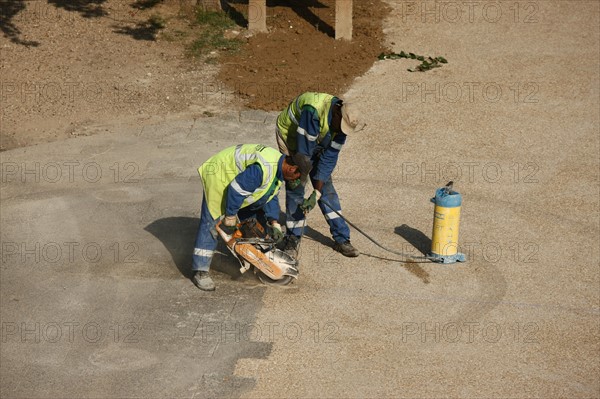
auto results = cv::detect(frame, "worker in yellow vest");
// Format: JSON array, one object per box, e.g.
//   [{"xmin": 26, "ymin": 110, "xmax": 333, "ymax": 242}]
[
  {"xmin": 275, "ymin": 92, "xmax": 363, "ymax": 258},
  {"xmin": 193, "ymin": 144, "xmax": 301, "ymax": 291}
]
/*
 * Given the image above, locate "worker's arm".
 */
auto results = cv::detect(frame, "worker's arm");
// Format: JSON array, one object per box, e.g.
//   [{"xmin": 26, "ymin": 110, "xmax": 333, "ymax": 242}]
[
  {"xmin": 262, "ymin": 195, "xmax": 280, "ymax": 223},
  {"xmin": 263, "ymin": 195, "xmax": 283, "ymax": 242},
  {"xmin": 312, "ymin": 133, "xmax": 347, "ymax": 185},
  {"xmin": 225, "ymin": 164, "xmax": 263, "ymax": 217},
  {"xmin": 225, "ymin": 165, "xmax": 280, "ymax": 220}
]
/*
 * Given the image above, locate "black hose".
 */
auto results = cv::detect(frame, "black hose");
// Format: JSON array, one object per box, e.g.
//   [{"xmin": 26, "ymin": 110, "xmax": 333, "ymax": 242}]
[{"xmin": 319, "ymin": 198, "xmax": 434, "ymax": 262}]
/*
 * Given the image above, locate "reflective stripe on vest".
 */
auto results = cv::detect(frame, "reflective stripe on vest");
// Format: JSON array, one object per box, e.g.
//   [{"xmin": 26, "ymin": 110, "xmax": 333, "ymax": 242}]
[
  {"xmin": 198, "ymin": 144, "xmax": 283, "ymax": 219},
  {"xmin": 288, "ymin": 102, "xmax": 299, "ymax": 125},
  {"xmin": 276, "ymin": 92, "xmax": 335, "ymax": 153},
  {"xmin": 233, "ymin": 144, "xmax": 275, "ymax": 205}
]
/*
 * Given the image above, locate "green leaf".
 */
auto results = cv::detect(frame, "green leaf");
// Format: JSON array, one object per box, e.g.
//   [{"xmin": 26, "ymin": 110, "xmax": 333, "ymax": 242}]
[{"xmin": 380, "ymin": 50, "xmax": 448, "ymax": 72}]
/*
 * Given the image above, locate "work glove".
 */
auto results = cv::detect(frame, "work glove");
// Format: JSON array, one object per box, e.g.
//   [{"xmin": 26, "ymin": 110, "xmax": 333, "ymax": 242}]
[
  {"xmin": 268, "ymin": 221, "xmax": 284, "ymax": 243},
  {"xmin": 300, "ymin": 190, "xmax": 321, "ymax": 213},
  {"xmin": 221, "ymin": 215, "xmax": 238, "ymax": 235},
  {"xmin": 287, "ymin": 178, "xmax": 302, "ymax": 190}
]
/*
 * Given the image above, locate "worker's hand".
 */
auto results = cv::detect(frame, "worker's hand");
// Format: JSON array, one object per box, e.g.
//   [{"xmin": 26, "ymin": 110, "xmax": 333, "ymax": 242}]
[
  {"xmin": 268, "ymin": 221, "xmax": 284, "ymax": 243},
  {"xmin": 221, "ymin": 215, "xmax": 238, "ymax": 235},
  {"xmin": 287, "ymin": 178, "xmax": 302, "ymax": 190},
  {"xmin": 300, "ymin": 190, "xmax": 322, "ymax": 213}
]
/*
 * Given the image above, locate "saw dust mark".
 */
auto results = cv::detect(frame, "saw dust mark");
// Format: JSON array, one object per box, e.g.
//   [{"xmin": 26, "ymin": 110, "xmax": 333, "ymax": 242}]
[
  {"xmin": 404, "ymin": 259, "xmax": 430, "ymax": 284},
  {"xmin": 359, "ymin": 252, "xmax": 431, "ymax": 284},
  {"xmin": 454, "ymin": 262, "xmax": 508, "ymax": 323}
]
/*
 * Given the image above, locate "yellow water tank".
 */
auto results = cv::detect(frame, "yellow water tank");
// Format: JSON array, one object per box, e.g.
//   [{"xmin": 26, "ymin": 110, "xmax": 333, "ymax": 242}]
[{"xmin": 430, "ymin": 183, "xmax": 466, "ymax": 263}]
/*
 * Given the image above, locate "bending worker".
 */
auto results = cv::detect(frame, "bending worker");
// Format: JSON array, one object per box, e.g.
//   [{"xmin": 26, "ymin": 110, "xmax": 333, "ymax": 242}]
[
  {"xmin": 192, "ymin": 144, "xmax": 301, "ymax": 291},
  {"xmin": 275, "ymin": 92, "xmax": 363, "ymax": 258}
]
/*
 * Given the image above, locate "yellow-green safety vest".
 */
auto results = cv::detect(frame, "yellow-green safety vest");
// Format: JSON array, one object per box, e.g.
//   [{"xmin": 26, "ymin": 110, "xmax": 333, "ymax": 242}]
[
  {"xmin": 276, "ymin": 92, "xmax": 335, "ymax": 153},
  {"xmin": 198, "ymin": 144, "xmax": 283, "ymax": 219}
]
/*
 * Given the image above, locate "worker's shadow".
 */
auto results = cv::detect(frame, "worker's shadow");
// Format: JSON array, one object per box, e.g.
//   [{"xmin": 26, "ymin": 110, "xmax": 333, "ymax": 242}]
[
  {"xmin": 302, "ymin": 226, "xmax": 334, "ymax": 248},
  {"xmin": 144, "ymin": 217, "xmax": 243, "ymax": 280}
]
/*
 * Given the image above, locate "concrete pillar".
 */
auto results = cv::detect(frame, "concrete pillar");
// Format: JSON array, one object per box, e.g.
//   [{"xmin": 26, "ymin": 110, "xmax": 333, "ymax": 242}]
[
  {"xmin": 335, "ymin": 0, "xmax": 353, "ymax": 40},
  {"xmin": 248, "ymin": 0, "xmax": 267, "ymax": 33}
]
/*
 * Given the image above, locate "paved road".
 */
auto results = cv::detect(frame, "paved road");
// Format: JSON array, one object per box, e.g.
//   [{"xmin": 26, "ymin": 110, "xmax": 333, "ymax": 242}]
[
  {"xmin": 0, "ymin": 112, "xmax": 284, "ymax": 398},
  {"xmin": 1, "ymin": 1, "xmax": 599, "ymax": 398}
]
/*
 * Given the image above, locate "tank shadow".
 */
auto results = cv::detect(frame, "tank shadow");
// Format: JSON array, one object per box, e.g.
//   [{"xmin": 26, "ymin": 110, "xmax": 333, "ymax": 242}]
[{"xmin": 394, "ymin": 224, "xmax": 431, "ymax": 256}]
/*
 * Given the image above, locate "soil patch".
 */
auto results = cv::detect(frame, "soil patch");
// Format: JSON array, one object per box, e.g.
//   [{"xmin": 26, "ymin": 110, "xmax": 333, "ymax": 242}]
[
  {"xmin": 0, "ymin": 0, "xmax": 222, "ymax": 151},
  {"xmin": 218, "ymin": 0, "xmax": 390, "ymax": 110}
]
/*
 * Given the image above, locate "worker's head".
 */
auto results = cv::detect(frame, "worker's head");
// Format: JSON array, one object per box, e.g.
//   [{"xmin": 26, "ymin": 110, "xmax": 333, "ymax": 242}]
[
  {"xmin": 282, "ymin": 156, "xmax": 301, "ymax": 188},
  {"xmin": 332, "ymin": 101, "xmax": 364, "ymax": 135}
]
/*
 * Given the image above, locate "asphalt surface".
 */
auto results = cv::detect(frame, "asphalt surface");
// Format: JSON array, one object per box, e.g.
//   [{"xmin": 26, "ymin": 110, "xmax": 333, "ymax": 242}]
[
  {"xmin": 1, "ymin": 111, "xmax": 282, "ymax": 398},
  {"xmin": 1, "ymin": 1, "xmax": 599, "ymax": 398}
]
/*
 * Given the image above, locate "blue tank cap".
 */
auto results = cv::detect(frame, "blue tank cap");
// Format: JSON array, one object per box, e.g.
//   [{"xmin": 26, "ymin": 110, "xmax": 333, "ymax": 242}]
[{"xmin": 431, "ymin": 187, "xmax": 462, "ymax": 207}]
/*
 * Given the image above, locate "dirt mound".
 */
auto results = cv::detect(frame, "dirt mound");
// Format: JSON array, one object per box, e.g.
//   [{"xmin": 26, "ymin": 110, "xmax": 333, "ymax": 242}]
[{"xmin": 218, "ymin": 0, "xmax": 390, "ymax": 110}]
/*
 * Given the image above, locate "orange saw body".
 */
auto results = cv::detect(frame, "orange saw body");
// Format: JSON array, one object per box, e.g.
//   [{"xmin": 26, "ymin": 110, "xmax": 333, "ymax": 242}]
[{"xmin": 216, "ymin": 219, "xmax": 299, "ymax": 285}]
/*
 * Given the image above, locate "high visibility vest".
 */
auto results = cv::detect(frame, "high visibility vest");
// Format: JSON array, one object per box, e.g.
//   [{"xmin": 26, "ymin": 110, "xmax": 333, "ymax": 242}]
[
  {"xmin": 276, "ymin": 92, "xmax": 335, "ymax": 152},
  {"xmin": 198, "ymin": 144, "xmax": 283, "ymax": 219}
]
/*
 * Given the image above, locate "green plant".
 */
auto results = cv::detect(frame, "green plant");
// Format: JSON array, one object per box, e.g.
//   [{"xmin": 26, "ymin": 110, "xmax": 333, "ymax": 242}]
[
  {"xmin": 195, "ymin": 8, "xmax": 235, "ymax": 29},
  {"xmin": 378, "ymin": 51, "xmax": 448, "ymax": 72},
  {"xmin": 148, "ymin": 14, "xmax": 166, "ymax": 30},
  {"xmin": 188, "ymin": 9, "xmax": 240, "ymax": 57}
]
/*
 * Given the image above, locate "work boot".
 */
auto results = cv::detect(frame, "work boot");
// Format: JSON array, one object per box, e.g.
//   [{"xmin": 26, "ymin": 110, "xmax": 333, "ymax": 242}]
[
  {"xmin": 192, "ymin": 271, "xmax": 215, "ymax": 291},
  {"xmin": 280, "ymin": 235, "xmax": 299, "ymax": 259},
  {"xmin": 334, "ymin": 241, "xmax": 360, "ymax": 257}
]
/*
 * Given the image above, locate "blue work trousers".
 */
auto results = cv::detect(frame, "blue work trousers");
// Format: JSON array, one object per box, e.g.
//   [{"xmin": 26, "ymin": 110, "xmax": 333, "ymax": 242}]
[
  {"xmin": 192, "ymin": 196, "xmax": 218, "ymax": 272},
  {"xmin": 285, "ymin": 178, "xmax": 350, "ymax": 244},
  {"xmin": 192, "ymin": 197, "xmax": 267, "ymax": 272}
]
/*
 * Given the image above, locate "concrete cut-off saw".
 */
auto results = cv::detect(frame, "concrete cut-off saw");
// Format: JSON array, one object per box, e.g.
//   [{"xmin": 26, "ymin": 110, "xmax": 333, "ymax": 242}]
[{"xmin": 215, "ymin": 218, "xmax": 299, "ymax": 286}]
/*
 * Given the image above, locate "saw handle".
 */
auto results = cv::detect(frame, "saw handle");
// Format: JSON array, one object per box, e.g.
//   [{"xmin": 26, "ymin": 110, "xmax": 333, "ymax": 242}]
[{"xmin": 216, "ymin": 220, "xmax": 243, "ymax": 245}]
